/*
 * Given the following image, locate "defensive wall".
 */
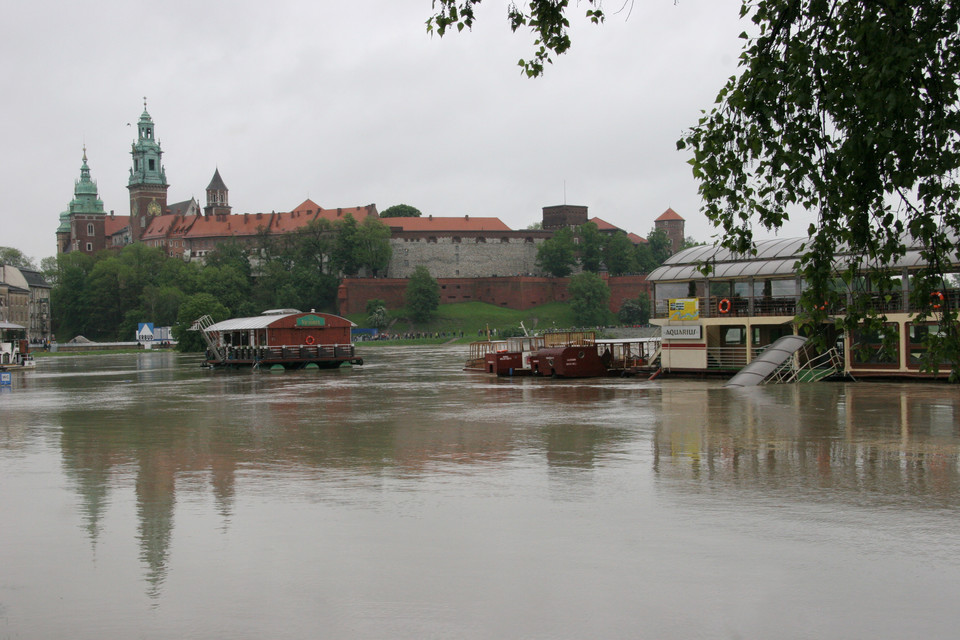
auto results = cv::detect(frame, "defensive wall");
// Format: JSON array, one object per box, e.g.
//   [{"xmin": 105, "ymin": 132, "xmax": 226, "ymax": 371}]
[
  {"xmin": 385, "ymin": 231, "xmax": 550, "ymax": 279},
  {"xmin": 338, "ymin": 275, "xmax": 650, "ymax": 316}
]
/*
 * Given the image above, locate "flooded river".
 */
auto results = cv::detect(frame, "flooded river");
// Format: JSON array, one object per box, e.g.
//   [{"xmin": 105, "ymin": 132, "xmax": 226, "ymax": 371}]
[{"xmin": 1, "ymin": 346, "xmax": 959, "ymax": 639}]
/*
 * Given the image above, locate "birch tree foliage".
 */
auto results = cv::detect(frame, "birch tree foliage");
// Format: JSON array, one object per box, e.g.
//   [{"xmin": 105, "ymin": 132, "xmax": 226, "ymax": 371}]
[
  {"xmin": 427, "ymin": 0, "xmax": 960, "ymax": 375},
  {"xmin": 677, "ymin": 1, "xmax": 960, "ymax": 375}
]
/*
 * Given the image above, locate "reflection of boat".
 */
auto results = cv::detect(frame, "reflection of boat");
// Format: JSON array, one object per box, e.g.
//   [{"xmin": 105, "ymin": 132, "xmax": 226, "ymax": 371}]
[
  {"xmin": 0, "ymin": 322, "xmax": 35, "ymax": 370},
  {"xmin": 191, "ymin": 309, "xmax": 364, "ymax": 370},
  {"xmin": 465, "ymin": 331, "xmax": 661, "ymax": 378}
]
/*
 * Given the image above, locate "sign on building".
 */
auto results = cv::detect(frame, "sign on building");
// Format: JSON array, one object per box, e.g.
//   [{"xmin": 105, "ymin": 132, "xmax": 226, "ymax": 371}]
[
  {"xmin": 137, "ymin": 322, "xmax": 155, "ymax": 342},
  {"xmin": 668, "ymin": 298, "xmax": 700, "ymax": 321},
  {"xmin": 662, "ymin": 325, "xmax": 702, "ymax": 340}
]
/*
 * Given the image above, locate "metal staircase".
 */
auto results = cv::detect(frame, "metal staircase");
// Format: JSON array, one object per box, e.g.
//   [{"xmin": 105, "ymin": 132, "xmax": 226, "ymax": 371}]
[
  {"xmin": 189, "ymin": 315, "xmax": 225, "ymax": 362},
  {"xmin": 765, "ymin": 345, "xmax": 843, "ymax": 384}
]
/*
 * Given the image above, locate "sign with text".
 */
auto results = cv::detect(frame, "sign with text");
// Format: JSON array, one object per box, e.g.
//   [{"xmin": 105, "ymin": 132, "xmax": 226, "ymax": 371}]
[
  {"xmin": 137, "ymin": 322, "xmax": 155, "ymax": 341},
  {"xmin": 668, "ymin": 298, "xmax": 700, "ymax": 321},
  {"xmin": 663, "ymin": 325, "xmax": 702, "ymax": 340}
]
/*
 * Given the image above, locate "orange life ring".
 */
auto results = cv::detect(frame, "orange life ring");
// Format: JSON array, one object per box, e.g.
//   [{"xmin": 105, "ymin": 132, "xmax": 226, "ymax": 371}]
[
  {"xmin": 305, "ymin": 335, "xmax": 316, "ymax": 345},
  {"xmin": 718, "ymin": 298, "xmax": 732, "ymax": 314},
  {"xmin": 931, "ymin": 291, "xmax": 944, "ymax": 309}
]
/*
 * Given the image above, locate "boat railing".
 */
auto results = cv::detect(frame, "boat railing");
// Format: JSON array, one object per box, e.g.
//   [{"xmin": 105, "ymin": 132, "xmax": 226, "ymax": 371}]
[{"xmin": 706, "ymin": 345, "xmax": 748, "ymax": 369}]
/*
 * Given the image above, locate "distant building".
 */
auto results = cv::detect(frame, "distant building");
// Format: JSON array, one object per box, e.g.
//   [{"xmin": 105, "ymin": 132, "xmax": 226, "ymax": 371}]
[
  {"xmin": 654, "ymin": 208, "xmax": 686, "ymax": 254},
  {"xmin": 0, "ymin": 265, "xmax": 51, "ymax": 341}
]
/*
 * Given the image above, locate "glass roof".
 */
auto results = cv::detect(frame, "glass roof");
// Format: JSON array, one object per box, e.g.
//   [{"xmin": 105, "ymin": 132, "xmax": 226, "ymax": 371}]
[{"xmin": 649, "ymin": 234, "xmax": 960, "ymax": 282}]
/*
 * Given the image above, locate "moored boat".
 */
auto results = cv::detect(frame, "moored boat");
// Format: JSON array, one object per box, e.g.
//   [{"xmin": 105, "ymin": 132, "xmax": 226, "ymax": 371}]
[
  {"xmin": 0, "ymin": 322, "xmax": 35, "ymax": 370},
  {"xmin": 465, "ymin": 330, "xmax": 660, "ymax": 378},
  {"xmin": 191, "ymin": 309, "xmax": 363, "ymax": 370}
]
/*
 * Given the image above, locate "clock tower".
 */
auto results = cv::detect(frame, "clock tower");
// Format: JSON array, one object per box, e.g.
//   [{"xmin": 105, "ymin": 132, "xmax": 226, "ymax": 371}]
[{"xmin": 128, "ymin": 99, "xmax": 169, "ymax": 241}]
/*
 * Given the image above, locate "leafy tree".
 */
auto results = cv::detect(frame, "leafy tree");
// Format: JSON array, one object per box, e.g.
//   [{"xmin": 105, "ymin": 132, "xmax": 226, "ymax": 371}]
[
  {"xmin": 603, "ymin": 231, "xmax": 637, "ymax": 276},
  {"xmin": 568, "ymin": 272, "xmax": 611, "ymax": 327},
  {"xmin": 618, "ymin": 292, "xmax": 651, "ymax": 325},
  {"xmin": 197, "ymin": 264, "xmax": 251, "ymax": 316},
  {"xmin": 646, "ymin": 229, "xmax": 672, "ymax": 265},
  {"xmin": 50, "ymin": 252, "xmax": 95, "ymax": 340},
  {"xmin": 427, "ymin": 0, "xmax": 605, "ymax": 77},
  {"xmin": 366, "ymin": 299, "xmax": 389, "ymax": 330},
  {"xmin": 174, "ymin": 293, "xmax": 230, "ymax": 352},
  {"xmin": 526, "ymin": 221, "xmax": 543, "ymax": 230},
  {"xmin": 405, "ymin": 266, "xmax": 440, "ymax": 322},
  {"xmin": 205, "ymin": 241, "xmax": 252, "ymax": 280},
  {"xmin": 355, "ymin": 216, "xmax": 393, "ymax": 275},
  {"xmin": 380, "ymin": 204, "xmax": 423, "ymax": 218},
  {"xmin": 40, "ymin": 256, "xmax": 58, "ymax": 285},
  {"xmin": 536, "ymin": 227, "xmax": 577, "ymax": 277},
  {"xmin": 332, "ymin": 213, "xmax": 361, "ymax": 276},
  {"xmin": 0, "ymin": 246, "xmax": 37, "ymax": 270},
  {"xmin": 675, "ymin": 0, "xmax": 960, "ymax": 376},
  {"xmin": 576, "ymin": 222, "xmax": 604, "ymax": 272}
]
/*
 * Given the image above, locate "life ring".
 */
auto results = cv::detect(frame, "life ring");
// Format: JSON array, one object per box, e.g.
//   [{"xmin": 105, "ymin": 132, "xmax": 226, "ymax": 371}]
[
  {"xmin": 931, "ymin": 291, "xmax": 944, "ymax": 309},
  {"xmin": 305, "ymin": 335, "xmax": 315, "ymax": 345},
  {"xmin": 718, "ymin": 298, "xmax": 732, "ymax": 314}
]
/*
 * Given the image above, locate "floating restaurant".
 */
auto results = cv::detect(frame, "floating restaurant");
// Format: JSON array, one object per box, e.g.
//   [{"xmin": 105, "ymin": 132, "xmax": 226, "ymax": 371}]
[
  {"xmin": 648, "ymin": 236, "xmax": 958, "ymax": 379},
  {"xmin": 192, "ymin": 309, "xmax": 362, "ymax": 370}
]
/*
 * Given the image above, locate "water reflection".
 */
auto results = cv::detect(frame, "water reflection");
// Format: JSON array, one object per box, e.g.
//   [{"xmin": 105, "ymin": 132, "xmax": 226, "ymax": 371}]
[
  {"xmin": 4, "ymin": 347, "xmax": 960, "ymax": 619},
  {"xmin": 653, "ymin": 382, "xmax": 960, "ymax": 507}
]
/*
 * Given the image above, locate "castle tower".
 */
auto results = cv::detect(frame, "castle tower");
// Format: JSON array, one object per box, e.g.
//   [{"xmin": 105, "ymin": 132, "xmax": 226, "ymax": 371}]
[
  {"xmin": 542, "ymin": 204, "xmax": 588, "ymax": 231},
  {"xmin": 127, "ymin": 99, "xmax": 169, "ymax": 242},
  {"xmin": 654, "ymin": 208, "xmax": 685, "ymax": 254},
  {"xmin": 57, "ymin": 147, "xmax": 108, "ymax": 255},
  {"xmin": 203, "ymin": 168, "xmax": 231, "ymax": 220}
]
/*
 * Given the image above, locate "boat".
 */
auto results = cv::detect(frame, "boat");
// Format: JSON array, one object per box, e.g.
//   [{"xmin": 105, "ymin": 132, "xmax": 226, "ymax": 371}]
[
  {"xmin": 465, "ymin": 330, "xmax": 660, "ymax": 378},
  {"xmin": 648, "ymin": 236, "xmax": 960, "ymax": 379},
  {"xmin": 0, "ymin": 321, "xmax": 35, "ymax": 370},
  {"xmin": 191, "ymin": 309, "xmax": 363, "ymax": 370}
]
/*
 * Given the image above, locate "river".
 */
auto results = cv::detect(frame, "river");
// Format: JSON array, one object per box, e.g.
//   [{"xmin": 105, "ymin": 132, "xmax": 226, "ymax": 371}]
[{"xmin": 1, "ymin": 346, "xmax": 959, "ymax": 639}]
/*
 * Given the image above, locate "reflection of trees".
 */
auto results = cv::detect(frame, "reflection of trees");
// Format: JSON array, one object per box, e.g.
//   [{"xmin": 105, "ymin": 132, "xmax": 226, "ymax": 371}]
[
  {"xmin": 653, "ymin": 383, "xmax": 960, "ymax": 506},
  {"xmin": 53, "ymin": 355, "xmax": 639, "ymax": 598}
]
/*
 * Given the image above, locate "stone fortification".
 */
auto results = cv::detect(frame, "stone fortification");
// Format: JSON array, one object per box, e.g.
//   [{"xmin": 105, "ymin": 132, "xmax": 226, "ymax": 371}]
[{"xmin": 386, "ymin": 231, "xmax": 551, "ymax": 279}]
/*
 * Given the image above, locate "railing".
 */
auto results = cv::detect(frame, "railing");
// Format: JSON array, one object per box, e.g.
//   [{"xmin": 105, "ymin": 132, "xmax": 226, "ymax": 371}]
[
  {"xmin": 706, "ymin": 346, "xmax": 748, "ymax": 369},
  {"xmin": 654, "ymin": 287, "xmax": 960, "ymax": 320},
  {"xmin": 223, "ymin": 344, "xmax": 355, "ymax": 362}
]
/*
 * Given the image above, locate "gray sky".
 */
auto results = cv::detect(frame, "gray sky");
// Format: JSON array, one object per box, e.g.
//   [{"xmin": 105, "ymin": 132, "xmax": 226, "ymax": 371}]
[{"xmin": 1, "ymin": 0, "xmax": 809, "ymax": 264}]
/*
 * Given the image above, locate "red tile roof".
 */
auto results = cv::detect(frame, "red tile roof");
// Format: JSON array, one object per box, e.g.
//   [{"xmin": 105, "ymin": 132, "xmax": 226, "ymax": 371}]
[
  {"xmin": 627, "ymin": 232, "xmax": 647, "ymax": 244},
  {"xmin": 104, "ymin": 215, "xmax": 130, "ymax": 237},
  {"xmin": 385, "ymin": 216, "xmax": 511, "ymax": 232},
  {"xmin": 588, "ymin": 217, "xmax": 620, "ymax": 231},
  {"xmin": 655, "ymin": 208, "xmax": 684, "ymax": 221}
]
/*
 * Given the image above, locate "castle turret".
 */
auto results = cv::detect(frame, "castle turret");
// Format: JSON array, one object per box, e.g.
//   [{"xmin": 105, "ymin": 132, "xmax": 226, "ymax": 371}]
[{"xmin": 127, "ymin": 99, "xmax": 169, "ymax": 241}]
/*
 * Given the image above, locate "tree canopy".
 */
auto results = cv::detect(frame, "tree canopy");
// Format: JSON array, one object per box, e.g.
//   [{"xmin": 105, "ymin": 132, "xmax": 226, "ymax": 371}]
[
  {"xmin": 677, "ymin": 0, "xmax": 960, "ymax": 374},
  {"xmin": 568, "ymin": 271, "xmax": 611, "ymax": 326},
  {"xmin": 427, "ymin": 1, "xmax": 960, "ymax": 374},
  {"xmin": 380, "ymin": 204, "xmax": 423, "ymax": 218},
  {"xmin": 406, "ymin": 266, "xmax": 440, "ymax": 322},
  {"xmin": 0, "ymin": 246, "xmax": 38, "ymax": 270},
  {"xmin": 536, "ymin": 227, "xmax": 577, "ymax": 277}
]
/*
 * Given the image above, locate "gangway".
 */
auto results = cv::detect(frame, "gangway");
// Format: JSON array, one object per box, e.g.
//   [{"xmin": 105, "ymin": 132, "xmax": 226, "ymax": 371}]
[
  {"xmin": 189, "ymin": 315, "xmax": 226, "ymax": 363},
  {"xmin": 724, "ymin": 335, "xmax": 816, "ymax": 388}
]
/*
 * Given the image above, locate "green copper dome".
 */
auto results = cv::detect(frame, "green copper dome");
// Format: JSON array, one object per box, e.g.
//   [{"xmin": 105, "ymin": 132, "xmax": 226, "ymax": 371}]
[{"xmin": 68, "ymin": 148, "xmax": 106, "ymax": 215}]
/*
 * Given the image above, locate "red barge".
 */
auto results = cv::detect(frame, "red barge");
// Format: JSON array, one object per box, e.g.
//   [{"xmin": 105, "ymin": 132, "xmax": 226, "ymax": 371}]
[
  {"xmin": 465, "ymin": 331, "xmax": 660, "ymax": 378},
  {"xmin": 192, "ymin": 309, "xmax": 363, "ymax": 370}
]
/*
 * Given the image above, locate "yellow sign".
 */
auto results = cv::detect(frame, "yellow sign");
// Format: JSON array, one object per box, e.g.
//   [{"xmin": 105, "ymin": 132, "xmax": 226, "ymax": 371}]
[{"xmin": 668, "ymin": 298, "xmax": 700, "ymax": 321}]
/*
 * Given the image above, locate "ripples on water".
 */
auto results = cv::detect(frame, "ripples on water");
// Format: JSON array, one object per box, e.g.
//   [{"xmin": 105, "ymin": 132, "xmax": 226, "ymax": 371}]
[{"xmin": 1, "ymin": 347, "xmax": 959, "ymax": 639}]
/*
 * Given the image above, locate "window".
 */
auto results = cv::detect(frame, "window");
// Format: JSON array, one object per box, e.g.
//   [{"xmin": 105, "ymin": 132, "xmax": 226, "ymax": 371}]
[
  {"xmin": 149, "ymin": 159, "xmax": 155, "ymax": 171},
  {"xmin": 87, "ymin": 223, "xmax": 94, "ymax": 235},
  {"xmin": 85, "ymin": 242, "xmax": 92, "ymax": 252},
  {"xmin": 851, "ymin": 322, "xmax": 900, "ymax": 368}
]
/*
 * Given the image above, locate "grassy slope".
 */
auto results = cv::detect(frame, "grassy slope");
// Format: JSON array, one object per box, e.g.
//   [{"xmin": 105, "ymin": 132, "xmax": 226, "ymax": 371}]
[{"xmin": 346, "ymin": 301, "xmax": 579, "ymax": 341}]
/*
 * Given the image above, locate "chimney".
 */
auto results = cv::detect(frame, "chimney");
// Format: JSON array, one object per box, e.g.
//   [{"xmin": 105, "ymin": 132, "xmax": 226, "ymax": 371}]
[
  {"xmin": 465, "ymin": 214, "xmax": 469, "ymax": 221},
  {"xmin": 429, "ymin": 214, "xmax": 433, "ymax": 221}
]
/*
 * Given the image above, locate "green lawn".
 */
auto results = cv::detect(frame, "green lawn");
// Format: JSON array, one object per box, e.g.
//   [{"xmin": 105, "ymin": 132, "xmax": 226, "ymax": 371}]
[{"xmin": 346, "ymin": 301, "xmax": 580, "ymax": 342}]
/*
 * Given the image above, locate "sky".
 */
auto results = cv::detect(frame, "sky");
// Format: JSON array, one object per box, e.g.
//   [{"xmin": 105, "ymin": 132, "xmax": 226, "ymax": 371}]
[{"xmin": 0, "ymin": 0, "xmax": 813, "ymax": 264}]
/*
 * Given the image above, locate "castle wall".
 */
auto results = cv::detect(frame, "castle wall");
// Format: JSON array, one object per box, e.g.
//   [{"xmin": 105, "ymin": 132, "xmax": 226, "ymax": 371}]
[{"xmin": 386, "ymin": 232, "xmax": 548, "ymax": 279}]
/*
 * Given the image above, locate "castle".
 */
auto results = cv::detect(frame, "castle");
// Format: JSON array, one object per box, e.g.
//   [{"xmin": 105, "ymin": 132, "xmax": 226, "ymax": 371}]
[{"xmin": 56, "ymin": 104, "xmax": 684, "ymax": 313}]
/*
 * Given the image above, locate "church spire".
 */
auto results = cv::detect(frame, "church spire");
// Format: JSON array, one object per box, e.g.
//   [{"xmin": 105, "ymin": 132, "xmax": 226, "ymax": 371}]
[{"xmin": 128, "ymin": 99, "xmax": 170, "ymax": 242}]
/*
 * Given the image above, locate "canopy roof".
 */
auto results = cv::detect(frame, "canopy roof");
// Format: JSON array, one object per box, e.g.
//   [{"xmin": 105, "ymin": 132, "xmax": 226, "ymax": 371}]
[
  {"xmin": 205, "ymin": 314, "xmax": 296, "ymax": 332},
  {"xmin": 649, "ymin": 235, "xmax": 960, "ymax": 282}
]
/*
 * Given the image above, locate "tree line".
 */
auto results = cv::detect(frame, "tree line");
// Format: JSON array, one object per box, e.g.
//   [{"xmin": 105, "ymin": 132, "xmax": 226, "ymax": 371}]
[{"xmin": 47, "ymin": 215, "xmax": 392, "ymax": 348}]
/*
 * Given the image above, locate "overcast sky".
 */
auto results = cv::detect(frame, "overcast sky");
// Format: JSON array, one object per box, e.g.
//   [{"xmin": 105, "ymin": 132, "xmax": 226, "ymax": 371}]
[{"xmin": 1, "ymin": 0, "xmax": 811, "ymax": 264}]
